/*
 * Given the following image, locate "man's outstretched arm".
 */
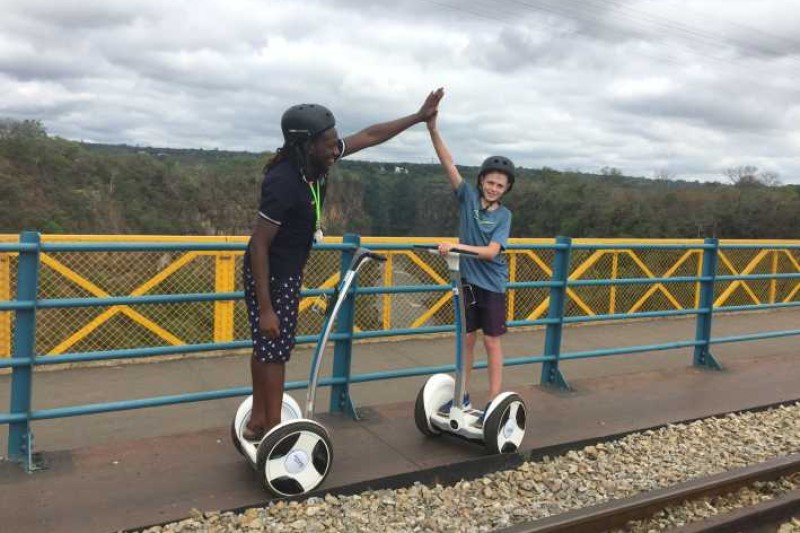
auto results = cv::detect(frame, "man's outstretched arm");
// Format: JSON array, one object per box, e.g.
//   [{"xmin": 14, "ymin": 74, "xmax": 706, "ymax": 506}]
[{"xmin": 343, "ymin": 88, "xmax": 444, "ymax": 155}]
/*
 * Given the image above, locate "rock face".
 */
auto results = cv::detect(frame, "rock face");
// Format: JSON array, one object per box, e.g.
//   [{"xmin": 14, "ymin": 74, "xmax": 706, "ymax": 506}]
[{"xmin": 137, "ymin": 402, "xmax": 800, "ymax": 533}]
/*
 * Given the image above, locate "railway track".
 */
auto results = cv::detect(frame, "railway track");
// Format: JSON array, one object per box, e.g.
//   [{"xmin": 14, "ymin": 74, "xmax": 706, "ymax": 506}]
[
  {"xmin": 125, "ymin": 399, "xmax": 800, "ymax": 533},
  {"xmin": 497, "ymin": 453, "xmax": 800, "ymax": 533}
]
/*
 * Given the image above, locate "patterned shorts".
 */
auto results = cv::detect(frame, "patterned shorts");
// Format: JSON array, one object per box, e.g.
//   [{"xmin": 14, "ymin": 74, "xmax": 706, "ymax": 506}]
[{"xmin": 243, "ymin": 261, "xmax": 301, "ymax": 363}]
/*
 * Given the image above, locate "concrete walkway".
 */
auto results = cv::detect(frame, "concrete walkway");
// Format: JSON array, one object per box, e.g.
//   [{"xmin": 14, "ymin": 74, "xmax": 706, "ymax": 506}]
[{"xmin": 0, "ymin": 309, "xmax": 798, "ymax": 533}]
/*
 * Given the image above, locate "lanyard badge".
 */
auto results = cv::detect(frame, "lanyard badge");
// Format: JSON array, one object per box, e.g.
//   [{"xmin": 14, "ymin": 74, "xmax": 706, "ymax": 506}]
[{"xmin": 308, "ymin": 180, "xmax": 324, "ymax": 243}]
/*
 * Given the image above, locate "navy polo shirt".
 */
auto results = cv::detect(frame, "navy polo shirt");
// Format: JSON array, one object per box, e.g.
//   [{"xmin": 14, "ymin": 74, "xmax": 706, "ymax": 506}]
[{"xmin": 253, "ymin": 139, "xmax": 346, "ymax": 278}]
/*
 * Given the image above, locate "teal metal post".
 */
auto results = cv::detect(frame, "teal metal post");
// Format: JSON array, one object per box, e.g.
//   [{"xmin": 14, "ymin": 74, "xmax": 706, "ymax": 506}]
[
  {"xmin": 693, "ymin": 238, "xmax": 723, "ymax": 370},
  {"xmin": 7, "ymin": 231, "xmax": 41, "ymax": 470},
  {"xmin": 329, "ymin": 233, "xmax": 359, "ymax": 418},
  {"xmin": 540, "ymin": 236, "xmax": 571, "ymax": 390}
]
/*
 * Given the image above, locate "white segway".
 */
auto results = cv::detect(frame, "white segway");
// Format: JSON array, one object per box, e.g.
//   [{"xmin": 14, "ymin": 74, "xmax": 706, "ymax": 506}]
[
  {"xmin": 232, "ymin": 247, "xmax": 386, "ymax": 496},
  {"xmin": 413, "ymin": 245, "xmax": 527, "ymax": 454}
]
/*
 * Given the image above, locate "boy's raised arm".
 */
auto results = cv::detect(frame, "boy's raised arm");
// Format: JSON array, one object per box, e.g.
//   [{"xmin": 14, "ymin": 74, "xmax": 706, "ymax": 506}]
[{"xmin": 426, "ymin": 102, "xmax": 463, "ymax": 190}]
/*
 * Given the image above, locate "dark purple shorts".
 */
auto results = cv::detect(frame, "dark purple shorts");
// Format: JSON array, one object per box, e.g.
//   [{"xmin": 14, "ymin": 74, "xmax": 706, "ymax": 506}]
[
  {"xmin": 243, "ymin": 261, "xmax": 301, "ymax": 363},
  {"xmin": 462, "ymin": 281, "xmax": 507, "ymax": 336}
]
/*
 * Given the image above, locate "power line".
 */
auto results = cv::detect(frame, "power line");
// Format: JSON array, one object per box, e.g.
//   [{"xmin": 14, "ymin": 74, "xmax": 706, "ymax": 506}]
[
  {"xmin": 599, "ymin": 0, "xmax": 800, "ymax": 58},
  {"xmin": 419, "ymin": 0, "xmax": 800, "ymax": 89},
  {"xmin": 502, "ymin": 0, "xmax": 800, "ymax": 73}
]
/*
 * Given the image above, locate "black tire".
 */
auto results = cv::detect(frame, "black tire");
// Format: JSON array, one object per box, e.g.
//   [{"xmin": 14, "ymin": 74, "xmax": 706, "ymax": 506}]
[
  {"xmin": 414, "ymin": 385, "xmax": 441, "ymax": 437},
  {"xmin": 483, "ymin": 394, "xmax": 527, "ymax": 455},
  {"xmin": 255, "ymin": 421, "xmax": 332, "ymax": 497}
]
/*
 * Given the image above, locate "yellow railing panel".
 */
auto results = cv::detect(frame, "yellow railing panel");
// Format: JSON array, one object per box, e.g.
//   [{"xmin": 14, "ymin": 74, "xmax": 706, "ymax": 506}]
[
  {"xmin": 1, "ymin": 253, "xmax": 10, "ymax": 357},
  {"xmin": 626, "ymin": 250, "xmax": 689, "ymax": 312},
  {"xmin": 507, "ymin": 253, "xmax": 517, "ymax": 320},
  {"xmin": 407, "ymin": 250, "xmax": 453, "ymax": 329},
  {"xmin": 382, "ymin": 254, "xmax": 393, "ymax": 330},
  {"xmin": 130, "ymin": 252, "xmax": 203, "ymax": 296},
  {"xmin": 299, "ymin": 272, "xmax": 340, "ymax": 314},
  {"xmin": 609, "ymin": 252, "xmax": 619, "ymax": 314},
  {"xmin": 714, "ymin": 250, "xmax": 769, "ymax": 307},
  {"xmin": 43, "ymin": 252, "xmax": 201, "ymax": 355},
  {"xmin": 781, "ymin": 250, "xmax": 800, "ymax": 303},
  {"xmin": 524, "ymin": 250, "xmax": 604, "ymax": 320},
  {"xmin": 40, "ymin": 254, "xmax": 111, "ymax": 298},
  {"xmin": 0, "ymin": 235, "xmax": 799, "ymax": 358},
  {"xmin": 213, "ymin": 253, "xmax": 236, "ymax": 342}
]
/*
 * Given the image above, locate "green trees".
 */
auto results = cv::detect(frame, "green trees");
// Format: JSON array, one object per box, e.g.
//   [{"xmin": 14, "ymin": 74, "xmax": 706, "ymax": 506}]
[{"xmin": 1, "ymin": 118, "xmax": 798, "ymax": 238}]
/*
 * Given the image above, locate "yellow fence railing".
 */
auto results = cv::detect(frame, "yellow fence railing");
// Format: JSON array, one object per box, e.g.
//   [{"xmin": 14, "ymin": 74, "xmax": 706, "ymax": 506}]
[
  {"xmin": 1, "ymin": 235, "xmax": 799, "ymax": 358},
  {"xmin": 1, "ymin": 251, "xmax": 10, "ymax": 357}
]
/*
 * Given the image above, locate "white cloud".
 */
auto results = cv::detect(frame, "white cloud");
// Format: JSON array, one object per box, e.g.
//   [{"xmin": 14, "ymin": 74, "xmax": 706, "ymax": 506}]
[{"xmin": 0, "ymin": 0, "xmax": 798, "ymax": 183}]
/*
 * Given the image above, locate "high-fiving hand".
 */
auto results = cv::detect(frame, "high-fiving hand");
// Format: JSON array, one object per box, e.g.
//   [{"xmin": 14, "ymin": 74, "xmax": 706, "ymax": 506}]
[{"xmin": 418, "ymin": 87, "xmax": 445, "ymax": 123}]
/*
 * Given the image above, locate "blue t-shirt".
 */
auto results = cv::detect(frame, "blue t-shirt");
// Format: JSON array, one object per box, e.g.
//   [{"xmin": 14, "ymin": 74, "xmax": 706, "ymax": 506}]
[{"xmin": 456, "ymin": 181, "xmax": 511, "ymax": 293}]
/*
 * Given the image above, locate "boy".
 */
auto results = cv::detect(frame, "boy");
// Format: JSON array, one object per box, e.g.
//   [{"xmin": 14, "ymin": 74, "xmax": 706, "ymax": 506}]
[{"xmin": 425, "ymin": 88, "xmax": 515, "ymax": 415}]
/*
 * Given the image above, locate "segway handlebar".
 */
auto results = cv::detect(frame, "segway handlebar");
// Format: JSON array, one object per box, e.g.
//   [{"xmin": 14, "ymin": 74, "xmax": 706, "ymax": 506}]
[
  {"xmin": 350, "ymin": 248, "xmax": 386, "ymax": 271},
  {"xmin": 361, "ymin": 250, "xmax": 387, "ymax": 263},
  {"xmin": 413, "ymin": 244, "xmax": 479, "ymax": 257}
]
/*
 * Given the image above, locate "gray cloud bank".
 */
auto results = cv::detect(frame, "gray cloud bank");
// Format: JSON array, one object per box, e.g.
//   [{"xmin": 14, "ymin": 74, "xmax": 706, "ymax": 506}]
[{"xmin": 1, "ymin": 0, "xmax": 798, "ymax": 183}]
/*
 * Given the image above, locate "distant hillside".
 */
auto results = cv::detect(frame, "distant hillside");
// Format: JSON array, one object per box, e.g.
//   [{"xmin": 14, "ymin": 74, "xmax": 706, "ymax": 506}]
[{"xmin": 2, "ymin": 118, "xmax": 799, "ymax": 238}]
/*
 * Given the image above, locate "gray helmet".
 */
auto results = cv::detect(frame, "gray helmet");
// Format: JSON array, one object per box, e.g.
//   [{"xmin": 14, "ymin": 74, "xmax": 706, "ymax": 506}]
[
  {"xmin": 281, "ymin": 104, "xmax": 336, "ymax": 145},
  {"xmin": 477, "ymin": 155, "xmax": 515, "ymax": 192}
]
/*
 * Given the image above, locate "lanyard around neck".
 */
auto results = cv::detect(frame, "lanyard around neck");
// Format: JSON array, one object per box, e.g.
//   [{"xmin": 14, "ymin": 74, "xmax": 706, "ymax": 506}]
[{"xmin": 308, "ymin": 180, "xmax": 322, "ymax": 230}]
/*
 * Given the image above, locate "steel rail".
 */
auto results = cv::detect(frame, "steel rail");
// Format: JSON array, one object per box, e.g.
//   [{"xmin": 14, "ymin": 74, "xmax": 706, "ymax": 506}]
[
  {"xmin": 672, "ymin": 487, "xmax": 800, "ymax": 532},
  {"xmin": 496, "ymin": 454, "xmax": 800, "ymax": 533}
]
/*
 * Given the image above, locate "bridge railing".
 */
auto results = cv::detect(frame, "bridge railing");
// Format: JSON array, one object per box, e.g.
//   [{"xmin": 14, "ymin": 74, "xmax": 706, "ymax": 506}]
[
  {"xmin": 2, "ymin": 234, "xmax": 799, "ymax": 358},
  {"xmin": 1, "ymin": 232, "xmax": 799, "ymax": 469}
]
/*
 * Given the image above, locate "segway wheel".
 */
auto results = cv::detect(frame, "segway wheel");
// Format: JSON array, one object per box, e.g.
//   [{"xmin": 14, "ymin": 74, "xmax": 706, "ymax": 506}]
[
  {"xmin": 413, "ymin": 374, "xmax": 454, "ymax": 437},
  {"xmin": 483, "ymin": 394, "xmax": 527, "ymax": 455},
  {"xmin": 256, "ymin": 420, "xmax": 332, "ymax": 497},
  {"xmin": 414, "ymin": 385, "xmax": 440, "ymax": 437}
]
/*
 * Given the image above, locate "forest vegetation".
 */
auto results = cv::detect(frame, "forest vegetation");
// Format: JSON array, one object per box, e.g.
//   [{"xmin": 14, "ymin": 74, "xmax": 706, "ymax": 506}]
[{"xmin": 2, "ymin": 119, "xmax": 798, "ymax": 239}]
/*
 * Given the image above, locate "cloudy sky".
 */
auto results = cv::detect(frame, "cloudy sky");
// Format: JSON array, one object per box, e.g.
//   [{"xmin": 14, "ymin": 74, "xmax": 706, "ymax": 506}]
[{"xmin": 2, "ymin": 0, "xmax": 799, "ymax": 183}]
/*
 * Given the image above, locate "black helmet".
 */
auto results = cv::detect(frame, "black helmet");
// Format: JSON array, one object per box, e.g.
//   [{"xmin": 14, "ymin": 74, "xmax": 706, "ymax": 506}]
[
  {"xmin": 281, "ymin": 104, "xmax": 336, "ymax": 145},
  {"xmin": 477, "ymin": 155, "xmax": 515, "ymax": 192}
]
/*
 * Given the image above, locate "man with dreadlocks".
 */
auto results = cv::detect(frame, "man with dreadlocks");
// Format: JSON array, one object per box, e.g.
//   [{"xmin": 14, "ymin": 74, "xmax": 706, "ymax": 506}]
[
  {"xmin": 425, "ymin": 88, "xmax": 515, "ymax": 422},
  {"xmin": 243, "ymin": 90, "xmax": 444, "ymax": 441}
]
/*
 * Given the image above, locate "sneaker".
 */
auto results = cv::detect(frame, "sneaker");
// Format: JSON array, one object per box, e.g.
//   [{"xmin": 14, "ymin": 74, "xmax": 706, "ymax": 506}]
[
  {"xmin": 439, "ymin": 393, "xmax": 471, "ymax": 414},
  {"xmin": 475, "ymin": 402, "xmax": 492, "ymax": 426}
]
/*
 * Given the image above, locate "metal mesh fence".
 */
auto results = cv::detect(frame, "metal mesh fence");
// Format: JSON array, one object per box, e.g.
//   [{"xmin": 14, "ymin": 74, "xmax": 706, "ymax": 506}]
[
  {"xmin": 0, "ymin": 236, "xmax": 798, "ymax": 358},
  {"xmin": 603, "ymin": 248, "xmax": 701, "ymax": 315},
  {"xmin": 713, "ymin": 248, "xmax": 798, "ymax": 307},
  {"xmin": 1, "ymin": 248, "xmax": 15, "ymax": 357},
  {"xmin": 508, "ymin": 248, "xmax": 554, "ymax": 321},
  {"xmin": 34, "ymin": 251, "xmax": 217, "ymax": 355}
]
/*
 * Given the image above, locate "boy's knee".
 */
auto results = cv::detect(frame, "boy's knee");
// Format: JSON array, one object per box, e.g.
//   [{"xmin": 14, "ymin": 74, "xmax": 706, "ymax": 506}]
[{"xmin": 483, "ymin": 335, "xmax": 502, "ymax": 348}]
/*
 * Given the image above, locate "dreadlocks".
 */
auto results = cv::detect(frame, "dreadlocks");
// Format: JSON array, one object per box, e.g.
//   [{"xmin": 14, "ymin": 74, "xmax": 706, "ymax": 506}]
[{"xmin": 263, "ymin": 140, "xmax": 314, "ymax": 180}]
